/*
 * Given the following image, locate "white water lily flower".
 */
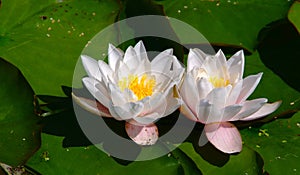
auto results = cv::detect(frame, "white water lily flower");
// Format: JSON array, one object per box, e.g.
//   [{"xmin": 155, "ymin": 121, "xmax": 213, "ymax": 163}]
[
  {"xmin": 179, "ymin": 49, "xmax": 281, "ymax": 153},
  {"xmin": 73, "ymin": 41, "xmax": 184, "ymax": 145}
]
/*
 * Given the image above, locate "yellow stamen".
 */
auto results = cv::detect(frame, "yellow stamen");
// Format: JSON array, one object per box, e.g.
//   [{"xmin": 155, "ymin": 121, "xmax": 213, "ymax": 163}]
[
  {"xmin": 118, "ymin": 74, "xmax": 156, "ymax": 100},
  {"xmin": 209, "ymin": 76, "xmax": 230, "ymax": 88}
]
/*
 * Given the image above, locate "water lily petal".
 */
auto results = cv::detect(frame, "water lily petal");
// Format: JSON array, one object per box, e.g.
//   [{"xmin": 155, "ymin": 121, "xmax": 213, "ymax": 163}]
[
  {"xmin": 108, "ymin": 43, "xmax": 124, "ymax": 71},
  {"xmin": 205, "ymin": 122, "xmax": 242, "ymax": 153},
  {"xmin": 226, "ymin": 80, "xmax": 243, "ymax": 105},
  {"xmin": 108, "ymin": 83, "xmax": 127, "ymax": 105},
  {"xmin": 237, "ymin": 73, "xmax": 263, "ymax": 103},
  {"xmin": 125, "ymin": 122, "xmax": 158, "ymax": 145},
  {"xmin": 124, "ymin": 46, "xmax": 139, "ymax": 70},
  {"xmin": 230, "ymin": 98, "xmax": 267, "ymax": 121},
  {"xmin": 72, "ymin": 93, "xmax": 112, "ymax": 118},
  {"xmin": 180, "ymin": 102, "xmax": 198, "ymax": 121},
  {"xmin": 112, "ymin": 102, "xmax": 144, "ymax": 120},
  {"xmin": 82, "ymin": 77, "xmax": 110, "ymax": 107},
  {"xmin": 98, "ymin": 60, "xmax": 114, "ymax": 84},
  {"xmin": 151, "ymin": 54, "xmax": 173, "ymax": 74},
  {"xmin": 180, "ymin": 74, "xmax": 199, "ymax": 115},
  {"xmin": 197, "ymin": 78, "xmax": 213, "ymax": 99},
  {"xmin": 133, "ymin": 40, "xmax": 147, "ymax": 61},
  {"xmin": 215, "ymin": 50, "xmax": 229, "ymax": 79},
  {"xmin": 187, "ymin": 48, "xmax": 205, "ymax": 72},
  {"xmin": 133, "ymin": 113, "xmax": 161, "ymax": 125},
  {"xmin": 227, "ymin": 50, "xmax": 244, "ymax": 83},
  {"xmin": 222, "ymin": 104, "xmax": 243, "ymax": 121},
  {"xmin": 81, "ymin": 55, "xmax": 101, "ymax": 80},
  {"xmin": 196, "ymin": 99, "xmax": 212, "ymax": 123},
  {"xmin": 241, "ymin": 101, "xmax": 281, "ymax": 121}
]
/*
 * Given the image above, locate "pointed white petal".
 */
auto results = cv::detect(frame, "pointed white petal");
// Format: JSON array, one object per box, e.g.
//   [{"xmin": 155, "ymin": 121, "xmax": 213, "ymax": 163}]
[
  {"xmin": 82, "ymin": 77, "xmax": 110, "ymax": 107},
  {"xmin": 227, "ymin": 50, "xmax": 245, "ymax": 82},
  {"xmin": 187, "ymin": 49, "xmax": 205, "ymax": 72},
  {"xmin": 237, "ymin": 73, "xmax": 263, "ymax": 103},
  {"xmin": 196, "ymin": 99, "xmax": 213, "ymax": 123},
  {"xmin": 230, "ymin": 98, "xmax": 268, "ymax": 121},
  {"xmin": 241, "ymin": 101, "xmax": 281, "ymax": 121},
  {"xmin": 108, "ymin": 43, "xmax": 123, "ymax": 71},
  {"xmin": 180, "ymin": 74, "xmax": 199, "ymax": 115},
  {"xmin": 134, "ymin": 41, "xmax": 147, "ymax": 60},
  {"xmin": 81, "ymin": 55, "xmax": 101, "ymax": 80},
  {"xmin": 151, "ymin": 54, "xmax": 173, "ymax": 74},
  {"xmin": 124, "ymin": 46, "xmax": 140, "ymax": 70},
  {"xmin": 72, "ymin": 93, "xmax": 112, "ymax": 117},
  {"xmin": 98, "ymin": 60, "xmax": 114, "ymax": 83},
  {"xmin": 226, "ymin": 80, "xmax": 243, "ymax": 105},
  {"xmin": 205, "ymin": 122, "xmax": 242, "ymax": 154}
]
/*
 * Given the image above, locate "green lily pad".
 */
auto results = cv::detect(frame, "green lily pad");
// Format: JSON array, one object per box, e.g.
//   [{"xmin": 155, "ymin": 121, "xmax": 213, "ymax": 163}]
[
  {"xmin": 288, "ymin": 1, "xmax": 300, "ymax": 33},
  {"xmin": 0, "ymin": 0, "xmax": 120, "ymax": 96},
  {"xmin": 156, "ymin": 0, "xmax": 293, "ymax": 52},
  {"xmin": 179, "ymin": 143, "xmax": 263, "ymax": 175},
  {"xmin": 241, "ymin": 112, "xmax": 300, "ymax": 175},
  {"xmin": 244, "ymin": 52, "xmax": 300, "ymax": 117},
  {"xmin": 0, "ymin": 58, "xmax": 41, "ymax": 166},
  {"xmin": 27, "ymin": 133, "xmax": 200, "ymax": 175}
]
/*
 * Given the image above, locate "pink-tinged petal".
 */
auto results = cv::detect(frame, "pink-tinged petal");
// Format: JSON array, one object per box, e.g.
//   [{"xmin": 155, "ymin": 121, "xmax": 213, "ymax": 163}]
[
  {"xmin": 113, "ymin": 102, "xmax": 144, "ymax": 120},
  {"xmin": 81, "ymin": 55, "xmax": 101, "ymax": 80},
  {"xmin": 133, "ymin": 41, "xmax": 147, "ymax": 61},
  {"xmin": 125, "ymin": 122, "xmax": 158, "ymax": 145},
  {"xmin": 237, "ymin": 73, "xmax": 263, "ymax": 103},
  {"xmin": 187, "ymin": 49, "xmax": 205, "ymax": 72},
  {"xmin": 241, "ymin": 101, "xmax": 281, "ymax": 121},
  {"xmin": 196, "ymin": 78, "xmax": 213, "ymax": 99},
  {"xmin": 226, "ymin": 80, "xmax": 243, "ymax": 105},
  {"xmin": 108, "ymin": 43, "xmax": 123, "ymax": 71},
  {"xmin": 98, "ymin": 60, "xmax": 114, "ymax": 84},
  {"xmin": 230, "ymin": 98, "xmax": 267, "ymax": 121},
  {"xmin": 72, "ymin": 93, "xmax": 112, "ymax": 118},
  {"xmin": 82, "ymin": 77, "xmax": 110, "ymax": 107},
  {"xmin": 205, "ymin": 122, "xmax": 242, "ymax": 153},
  {"xmin": 227, "ymin": 50, "xmax": 244, "ymax": 82},
  {"xmin": 180, "ymin": 74, "xmax": 199, "ymax": 114}
]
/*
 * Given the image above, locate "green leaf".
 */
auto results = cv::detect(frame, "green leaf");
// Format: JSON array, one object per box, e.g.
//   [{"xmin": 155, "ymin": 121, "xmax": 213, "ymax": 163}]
[
  {"xmin": 0, "ymin": 58, "xmax": 41, "ymax": 166},
  {"xmin": 244, "ymin": 52, "xmax": 300, "ymax": 117},
  {"xmin": 27, "ymin": 134, "xmax": 186, "ymax": 175},
  {"xmin": 241, "ymin": 112, "xmax": 300, "ymax": 175},
  {"xmin": 179, "ymin": 143, "xmax": 263, "ymax": 175},
  {"xmin": 288, "ymin": 1, "xmax": 300, "ymax": 33},
  {"xmin": 0, "ymin": 0, "xmax": 120, "ymax": 96},
  {"xmin": 156, "ymin": 0, "xmax": 293, "ymax": 52}
]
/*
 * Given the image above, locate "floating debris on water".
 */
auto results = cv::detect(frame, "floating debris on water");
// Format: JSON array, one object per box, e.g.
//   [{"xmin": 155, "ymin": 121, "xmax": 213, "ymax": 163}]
[
  {"xmin": 258, "ymin": 129, "xmax": 269, "ymax": 137},
  {"xmin": 46, "ymin": 33, "xmax": 51, "ymax": 37},
  {"xmin": 177, "ymin": 10, "xmax": 181, "ymax": 13},
  {"xmin": 184, "ymin": 5, "xmax": 188, "ymax": 9},
  {"xmin": 22, "ymin": 138, "xmax": 26, "ymax": 141}
]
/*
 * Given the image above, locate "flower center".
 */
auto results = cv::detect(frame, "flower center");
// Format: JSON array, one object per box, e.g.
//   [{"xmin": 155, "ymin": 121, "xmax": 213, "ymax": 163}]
[
  {"xmin": 209, "ymin": 76, "xmax": 230, "ymax": 88},
  {"xmin": 118, "ymin": 74, "xmax": 156, "ymax": 100}
]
